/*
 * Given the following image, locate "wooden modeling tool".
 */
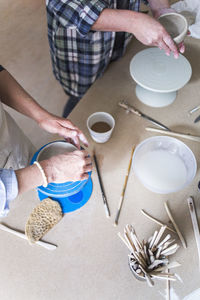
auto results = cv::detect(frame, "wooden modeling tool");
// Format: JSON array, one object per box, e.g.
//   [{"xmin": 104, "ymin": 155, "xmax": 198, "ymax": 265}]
[
  {"xmin": 146, "ymin": 127, "xmax": 200, "ymax": 143},
  {"xmin": 0, "ymin": 223, "xmax": 57, "ymax": 250},
  {"xmin": 187, "ymin": 196, "xmax": 200, "ymax": 270},
  {"xmin": 114, "ymin": 147, "xmax": 135, "ymax": 226}
]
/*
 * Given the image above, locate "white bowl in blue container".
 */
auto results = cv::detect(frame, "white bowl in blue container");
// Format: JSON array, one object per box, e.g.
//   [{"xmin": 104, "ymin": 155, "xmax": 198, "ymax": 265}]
[{"xmin": 31, "ymin": 140, "xmax": 93, "ymax": 213}]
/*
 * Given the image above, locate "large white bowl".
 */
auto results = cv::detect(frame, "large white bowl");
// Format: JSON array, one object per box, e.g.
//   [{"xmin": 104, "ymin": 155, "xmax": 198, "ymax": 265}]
[{"xmin": 132, "ymin": 136, "xmax": 197, "ymax": 194}]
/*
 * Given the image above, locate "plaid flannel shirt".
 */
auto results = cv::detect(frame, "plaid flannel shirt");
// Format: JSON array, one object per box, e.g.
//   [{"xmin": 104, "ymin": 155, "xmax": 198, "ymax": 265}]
[{"xmin": 46, "ymin": 0, "xmax": 148, "ymax": 98}]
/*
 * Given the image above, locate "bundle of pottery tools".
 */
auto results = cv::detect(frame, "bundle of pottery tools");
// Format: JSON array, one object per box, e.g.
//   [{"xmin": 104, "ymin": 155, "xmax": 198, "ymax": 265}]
[
  {"xmin": 118, "ymin": 224, "xmax": 181, "ymax": 287},
  {"xmin": 117, "ymin": 200, "xmax": 188, "ymax": 288}
]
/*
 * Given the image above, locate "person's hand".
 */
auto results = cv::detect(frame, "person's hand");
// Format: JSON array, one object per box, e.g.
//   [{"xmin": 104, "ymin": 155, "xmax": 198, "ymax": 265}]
[
  {"xmin": 131, "ymin": 13, "xmax": 179, "ymax": 58},
  {"xmin": 40, "ymin": 150, "xmax": 92, "ymax": 183},
  {"xmin": 38, "ymin": 114, "xmax": 88, "ymax": 149}
]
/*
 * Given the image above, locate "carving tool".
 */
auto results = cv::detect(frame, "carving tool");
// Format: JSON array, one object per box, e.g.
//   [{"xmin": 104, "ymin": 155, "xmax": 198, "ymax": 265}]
[
  {"xmin": 93, "ymin": 150, "xmax": 110, "ymax": 218},
  {"xmin": 118, "ymin": 100, "xmax": 170, "ymax": 131},
  {"xmin": 194, "ymin": 114, "xmax": 200, "ymax": 123},
  {"xmin": 188, "ymin": 104, "xmax": 200, "ymax": 115}
]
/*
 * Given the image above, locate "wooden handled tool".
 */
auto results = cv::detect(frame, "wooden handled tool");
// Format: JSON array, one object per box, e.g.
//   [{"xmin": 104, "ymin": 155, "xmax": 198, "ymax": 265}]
[{"xmin": 0, "ymin": 223, "xmax": 57, "ymax": 251}]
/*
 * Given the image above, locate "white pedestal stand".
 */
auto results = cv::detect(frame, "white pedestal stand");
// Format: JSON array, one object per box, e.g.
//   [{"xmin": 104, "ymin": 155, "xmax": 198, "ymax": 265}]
[{"xmin": 130, "ymin": 48, "xmax": 192, "ymax": 108}]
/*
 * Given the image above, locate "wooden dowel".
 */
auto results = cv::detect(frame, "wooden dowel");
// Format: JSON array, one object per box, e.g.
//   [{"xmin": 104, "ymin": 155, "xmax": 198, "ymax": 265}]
[
  {"xmin": 141, "ymin": 209, "xmax": 176, "ymax": 233},
  {"xmin": 166, "ymin": 267, "xmax": 171, "ymax": 300},
  {"xmin": 187, "ymin": 196, "xmax": 200, "ymax": 270},
  {"xmin": 164, "ymin": 201, "xmax": 187, "ymax": 249},
  {"xmin": 0, "ymin": 223, "xmax": 57, "ymax": 250},
  {"xmin": 146, "ymin": 126, "xmax": 200, "ymax": 143},
  {"xmin": 117, "ymin": 232, "xmax": 132, "ymax": 252}
]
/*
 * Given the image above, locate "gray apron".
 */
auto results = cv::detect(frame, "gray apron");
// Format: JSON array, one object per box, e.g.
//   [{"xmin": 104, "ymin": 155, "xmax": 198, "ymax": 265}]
[{"xmin": 0, "ymin": 101, "xmax": 35, "ymax": 170}]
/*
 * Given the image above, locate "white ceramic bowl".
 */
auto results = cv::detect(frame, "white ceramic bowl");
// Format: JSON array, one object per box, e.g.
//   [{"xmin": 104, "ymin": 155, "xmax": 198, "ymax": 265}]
[
  {"xmin": 158, "ymin": 12, "xmax": 188, "ymax": 44},
  {"xmin": 132, "ymin": 136, "xmax": 197, "ymax": 194},
  {"xmin": 37, "ymin": 141, "xmax": 77, "ymax": 161},
  {"xmin": 35, "ymin": 141, "xmax": 88, "ymax": 196}
]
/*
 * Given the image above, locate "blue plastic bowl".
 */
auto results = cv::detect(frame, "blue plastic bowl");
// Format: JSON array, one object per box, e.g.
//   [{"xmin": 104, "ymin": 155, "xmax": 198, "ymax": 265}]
[{"xmin": 31, "ymin": 140, "xmax": 93, "ymax": 213}]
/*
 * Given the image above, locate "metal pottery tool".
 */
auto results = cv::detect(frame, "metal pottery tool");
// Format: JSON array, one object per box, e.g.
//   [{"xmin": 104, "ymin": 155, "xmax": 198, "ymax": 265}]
[
  {"xmin": 187, "ymin": 196, "xmax": 200, "ymax": 270},
  {"xmin": 0, "ymin": 223, "xmax": 57, "ymax": 250},
  {"xmin": 188, "ymin": 104, "xmax": 200, "ymax": 115},
  {"xmin": 146, "ymin": 127, "xmax": 200, "ymax": 143},
  {"xmin": 93, "ymin": 150, "xmax": 110, "ymax": 218},
  {"xmin": 118, "ymin": 101, "xmax": 170, "ymax": 131},
  {"xmin": 194, "ymin": 114, "xmax": 200, "ymax": 123},
  {"xmin": 114, "ymin": 146, "xmax": 135, "ymax": 226}
]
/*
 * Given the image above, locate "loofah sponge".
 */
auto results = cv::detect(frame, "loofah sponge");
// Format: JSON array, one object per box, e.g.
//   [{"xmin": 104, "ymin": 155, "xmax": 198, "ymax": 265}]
[{"xmin": 25, "ymin": 198, "xmax": 63, "ymax": 244}]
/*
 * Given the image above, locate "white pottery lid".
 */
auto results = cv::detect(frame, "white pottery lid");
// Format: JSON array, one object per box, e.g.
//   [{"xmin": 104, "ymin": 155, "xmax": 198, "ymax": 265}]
[{"xmin": 130, "ymin": 47, "xmax": 192, "ymax": 93}]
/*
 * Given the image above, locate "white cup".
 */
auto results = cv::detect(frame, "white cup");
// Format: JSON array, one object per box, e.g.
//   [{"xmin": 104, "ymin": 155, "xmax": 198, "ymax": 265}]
[
  {"xmin": 87, "ymin": 112, "xmax": 115, "ymax": 143},
  {"xmin": 158, "ymin": 12, "xmax": 188, "ymax": 44}
]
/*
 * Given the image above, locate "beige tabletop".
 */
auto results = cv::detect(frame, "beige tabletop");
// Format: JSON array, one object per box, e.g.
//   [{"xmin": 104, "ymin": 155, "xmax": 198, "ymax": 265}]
[{"xmin": 1, "ymin": 37, "xmax": 200, "ymax": 300}]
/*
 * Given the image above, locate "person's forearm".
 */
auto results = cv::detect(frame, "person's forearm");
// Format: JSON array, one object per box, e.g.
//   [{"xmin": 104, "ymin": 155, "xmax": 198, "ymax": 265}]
[
  {"xmin": 92, "ymin": 3, "xmax": 171, "ymax": 33},
  {"xmin": 15, "ymin": 164, "xmax": 44, "ymax": 195},
  {"xmin": 15, "ymin": 149, "xmax": 92, "ymax": 195},
  {"xmin": 92, "ymin": 8, "xmax": 139, "ymax": 33},
  {"xmin": 0, "ymin": 70, "xmax": 51, "ymax": 123},
  {"xmin": 15, "ymin": 159, "xmax": 55, "ymax": 195}
]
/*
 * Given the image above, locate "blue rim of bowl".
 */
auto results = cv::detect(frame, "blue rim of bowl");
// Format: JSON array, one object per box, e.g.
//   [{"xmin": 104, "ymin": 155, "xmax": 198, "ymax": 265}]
[{"xmin": 30, "ymin": 140, "xmax": 92, "ymax": 197}]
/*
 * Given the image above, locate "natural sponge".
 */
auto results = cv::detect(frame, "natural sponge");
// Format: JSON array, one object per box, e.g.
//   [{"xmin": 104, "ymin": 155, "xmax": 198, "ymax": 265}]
[{"xmin": 25, "ymin": 198, "xmax": 63, "ymax": 244}]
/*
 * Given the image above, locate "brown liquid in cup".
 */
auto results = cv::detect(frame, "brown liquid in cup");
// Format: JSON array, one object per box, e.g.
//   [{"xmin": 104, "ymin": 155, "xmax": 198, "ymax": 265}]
[{"xmin": 91, "ymin": 122, "xmax": 111, "ymax": 133}]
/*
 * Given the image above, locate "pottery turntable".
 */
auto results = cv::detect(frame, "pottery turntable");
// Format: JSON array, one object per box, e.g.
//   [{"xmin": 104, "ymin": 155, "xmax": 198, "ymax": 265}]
[{"xmin": 130, "ymin": 47, "xmax": 192, "ymax": 107}]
